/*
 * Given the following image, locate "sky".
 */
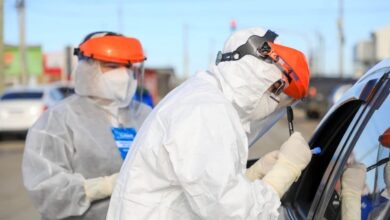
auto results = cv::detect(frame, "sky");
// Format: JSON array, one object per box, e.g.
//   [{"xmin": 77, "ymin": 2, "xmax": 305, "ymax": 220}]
[{"xmin": 4, "ymin": 0, "xmax": 390, "ymax": 78}]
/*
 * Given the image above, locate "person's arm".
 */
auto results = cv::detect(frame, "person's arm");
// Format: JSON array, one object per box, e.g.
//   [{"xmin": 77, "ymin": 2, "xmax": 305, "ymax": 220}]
[
  {"xmin": 245, "ymin": 150, "xmax": 279, "ymax": 181},
  {"xmin": 163, "ymin": 104, "xmax": 281, "ymax": 219},
  {"xmin": 22, "ymin": 111, "xmax": 120, "ymax": 220},
  {"xmin": 22, "ymin": 127, "xmax": 91, "ymax": 220},
  {"xmin": 341, "ymin": 162, "xmax": 366, "ymax": 220}
]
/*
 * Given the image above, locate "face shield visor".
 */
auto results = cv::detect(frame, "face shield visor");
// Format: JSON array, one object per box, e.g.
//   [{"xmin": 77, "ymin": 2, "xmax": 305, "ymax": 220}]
[
  {"xmin": 130, "ymin": 62, "xmax": 146, "ymax": 107},
  {"xmin": 247, "ymin": 107, "xmax": 287, "ymax": 147},
  {"xmin": 107, "ymin": 62, "xmax": 146, "ymax": 112}
]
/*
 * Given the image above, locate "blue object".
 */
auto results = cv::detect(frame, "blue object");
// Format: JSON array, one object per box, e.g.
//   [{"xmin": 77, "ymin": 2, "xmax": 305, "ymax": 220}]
[
  {"xmin": 111, "ymin": 127, "xmax": 137, "ymax": 160},
  {"xmin": 134, "ymin": 88, "xmax": 154, "ymax": 108},
  {"xmin": 311, "ymin": 147, "xmax": 322, "ymax": 155},
  {"xmin": 361, "ymin": 194, "xmax": 388, "ymax": 220}
]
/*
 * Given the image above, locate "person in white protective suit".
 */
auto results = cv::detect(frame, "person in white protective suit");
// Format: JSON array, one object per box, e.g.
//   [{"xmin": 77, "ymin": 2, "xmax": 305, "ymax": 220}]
[
  {"xmin": 107, "ymin": 27, "xmax": 312, "ymax": 219},
  {"xmin": 22, "ymin": 31, "xmax": 151, "ymax": 220}
]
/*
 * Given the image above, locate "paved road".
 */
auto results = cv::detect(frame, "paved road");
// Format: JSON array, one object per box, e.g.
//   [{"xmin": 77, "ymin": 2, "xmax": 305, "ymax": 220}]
[
  {"xmin": 0, "ymin": 110, "xmax": 319, "ymax": 220},
  {"xmin": 249, "ymin": 110, "xmax": 320, "ymax": 159},
  {"xmin": 0, "ymin": 137, "xmax": 40, "ymax": 220}
]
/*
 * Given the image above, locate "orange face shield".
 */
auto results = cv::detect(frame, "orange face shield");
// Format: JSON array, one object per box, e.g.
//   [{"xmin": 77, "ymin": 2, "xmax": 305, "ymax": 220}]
[
  {"xmin": 215, "ymin": 30, "xmax": 310, "ymax": 100},
  {"xmin": 74, "ymin": 35, "xmax": 146, "ymax": 65},
  {"xmin": 264, "ymin": 43, "xmax": 310, "ymax": 99}
]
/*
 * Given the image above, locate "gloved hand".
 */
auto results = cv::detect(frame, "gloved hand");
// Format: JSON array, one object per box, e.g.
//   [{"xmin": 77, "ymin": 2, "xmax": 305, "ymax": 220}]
[
  {"xmin": 245, "ymin": 150, "xmax": 279, "ymax": 181},
  {"xmin": 84, "ymin": 173, "xmax": 118, "ymax": 202},
  {"xmin": 385, "ymin": 162, "xmax": 390, "ymax": 193},
  {"xmin": 341, "ymin": 162, "xmax": 366, "ymax": 220},
  {"xmin": 263, "ymin": 132, "xmax": 312, "ymax": 198}
]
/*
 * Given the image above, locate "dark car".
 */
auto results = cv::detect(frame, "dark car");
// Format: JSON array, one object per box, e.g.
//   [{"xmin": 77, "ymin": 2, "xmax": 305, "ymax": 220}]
[
  {"xmin": 304, "ymin": 77, "xmax": 357, "ymax": 119},
  {"xmin": 251, "ymin": 58, "xmax": 390, "ymax": 219}
]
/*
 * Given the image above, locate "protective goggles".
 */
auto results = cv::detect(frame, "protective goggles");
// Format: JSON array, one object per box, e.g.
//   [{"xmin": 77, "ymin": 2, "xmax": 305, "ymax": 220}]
[
  {"xmin": 269, "ymin": 79, "xmax": 288, "ymax": 96},
  {"xmin": 74, "ymin": 36, "xmax": 146, "ymax": 65},
  {"xmin": 268, "ymin": 79, "xmax": 299, "ymax": 109}
]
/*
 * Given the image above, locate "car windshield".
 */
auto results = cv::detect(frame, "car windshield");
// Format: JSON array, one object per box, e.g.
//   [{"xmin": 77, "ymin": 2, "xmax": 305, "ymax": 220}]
[
  {"xmin": 1, "ymin": 92, "xmax": 44, "ymax": 100},
  {"xmin": 323, "ymin": 78, "xmax": 390, "ymax": 220}
]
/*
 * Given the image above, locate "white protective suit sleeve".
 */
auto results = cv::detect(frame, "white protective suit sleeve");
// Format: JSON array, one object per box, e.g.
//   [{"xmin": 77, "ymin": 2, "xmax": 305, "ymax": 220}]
[
  {"xmin": 22, "ymin": 126, "xmax": 91, "ymax": 219},
  {"xmin": 246, "ymin": 150, "xmax": 279, "ymax": 181},
  {"xmin": 341, "ymin": 162, "xmax": 366, "ymax": 220},
  {"xmin": 165, "ymin": 104, "xmax": 281, "ymax": 219}
]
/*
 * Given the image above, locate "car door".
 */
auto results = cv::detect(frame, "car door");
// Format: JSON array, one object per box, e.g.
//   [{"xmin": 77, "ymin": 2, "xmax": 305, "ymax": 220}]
[{"xmin": 281, "ymin": 69, "xmax": 390, "ymax": 220}]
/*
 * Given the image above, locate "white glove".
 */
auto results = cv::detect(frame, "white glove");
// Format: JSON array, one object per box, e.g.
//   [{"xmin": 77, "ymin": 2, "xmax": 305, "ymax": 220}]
[
  {"xmin": 385, "ymin": 162, "xmax": 390, "ymax": 193},
  {"xmin": 263, "ymin": 132, "xmax": 312, "ymax": 198},
  {"xmin": 245, "ymin": 150, "xmax": 279, "ymax": 181},
  {"xmin": 84, "ymin": 173, "xmax": 118, "ymax": 202},
  {"xmin": 341, "ymin": 162, "xmax": 366, "ymax": 220}
]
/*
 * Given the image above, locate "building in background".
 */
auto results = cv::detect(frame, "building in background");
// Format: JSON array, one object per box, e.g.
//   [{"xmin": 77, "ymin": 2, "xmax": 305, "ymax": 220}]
[
  {"xmin": 144, "ymin": 67, "xmax": 175, "ymax": 103},
  {"xmin": 4, "ymin": 45, "xmax": 43, "ymax": 86},
  {"xmin": 43, "ymin": 48, "xmax": 77, "ymax": 83},
  {"xmin": 354, "ymin": 26, "xmax": 390, "ymax": 77},
  {"xmin": 3, "ymin": 45, "xmax": 77, "ymax": 86}
]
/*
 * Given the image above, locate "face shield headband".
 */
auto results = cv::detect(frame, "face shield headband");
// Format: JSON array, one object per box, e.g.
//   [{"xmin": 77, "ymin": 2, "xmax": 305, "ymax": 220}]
[
  {"xmin": 215, "ymin": 30, "xmax": 299, "ymax": 91},
  {"xmin": 73, "ymin": 36, "xmax": 147, "ymax": 65}
]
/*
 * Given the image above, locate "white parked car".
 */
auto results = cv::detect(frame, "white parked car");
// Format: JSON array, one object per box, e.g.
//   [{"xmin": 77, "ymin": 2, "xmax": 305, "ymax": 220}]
[{"xmin": 0, "ymin": 86, "xmax": 64, "ymax": 135}]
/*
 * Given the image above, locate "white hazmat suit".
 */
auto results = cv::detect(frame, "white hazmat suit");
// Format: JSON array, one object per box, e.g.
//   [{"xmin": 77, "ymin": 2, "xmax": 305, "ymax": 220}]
[
  {"xmin": 107, "ymin": 28, "xmax": 311, "ymax": 219},
  {"xmin": 22, "ymin": 60, "xmax": 151, "ymax": 220}
]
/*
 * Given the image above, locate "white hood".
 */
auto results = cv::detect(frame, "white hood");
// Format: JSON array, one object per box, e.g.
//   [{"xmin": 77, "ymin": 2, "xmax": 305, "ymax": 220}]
[{"xmin": 210, "ymin": 28, "xmax": 284, "ymax": 133}]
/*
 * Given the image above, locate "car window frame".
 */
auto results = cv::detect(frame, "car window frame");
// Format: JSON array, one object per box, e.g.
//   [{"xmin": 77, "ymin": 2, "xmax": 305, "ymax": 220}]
[{"xmin": 312, "ymin": 72, "xmax": 390, "ymax": 219}]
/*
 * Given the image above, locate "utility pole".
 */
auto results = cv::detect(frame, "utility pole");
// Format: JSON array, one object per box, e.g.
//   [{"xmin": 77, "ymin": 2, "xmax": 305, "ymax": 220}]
[
  {"xmin": 64, "ymin": 46, "xmax": 73, "ymax": 81},
  {"xmin": 315, "ymin": 31, "xmax": 325, "ymax": 75},
  {"xmin": 16, "ymin": 0, "xmax": 28, "ymax": 85},
  {"xmin": 0, "ymin": 0, "xmax": 4, "ymax": 92},
  {"xmin": 183, "ymin": 24, "xmax": 189, "ymax": 79},
  {"xmin": 337, "ymin": 0, "xmax": 344, "ymax": 78}
]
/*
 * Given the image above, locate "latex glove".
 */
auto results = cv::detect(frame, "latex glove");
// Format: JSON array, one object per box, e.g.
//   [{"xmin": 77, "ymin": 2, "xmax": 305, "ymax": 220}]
[
  {"xmin": 245, "ymin": 150, "xmax": 279, "ymax": 181},
  {"xmin": 341, "ymin": 162, "xmax": 366, "ymax": 220},
  {"xmin": 263, "ymin": 132, "xmax": 312, "ymax": 198},
  {"xmin": 385, "ymin": 162, "xmax": 390, "ymax": 193},
  {"xmin": 84, "ymin": 173, "xmax": 118, "ymax": 202}
]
